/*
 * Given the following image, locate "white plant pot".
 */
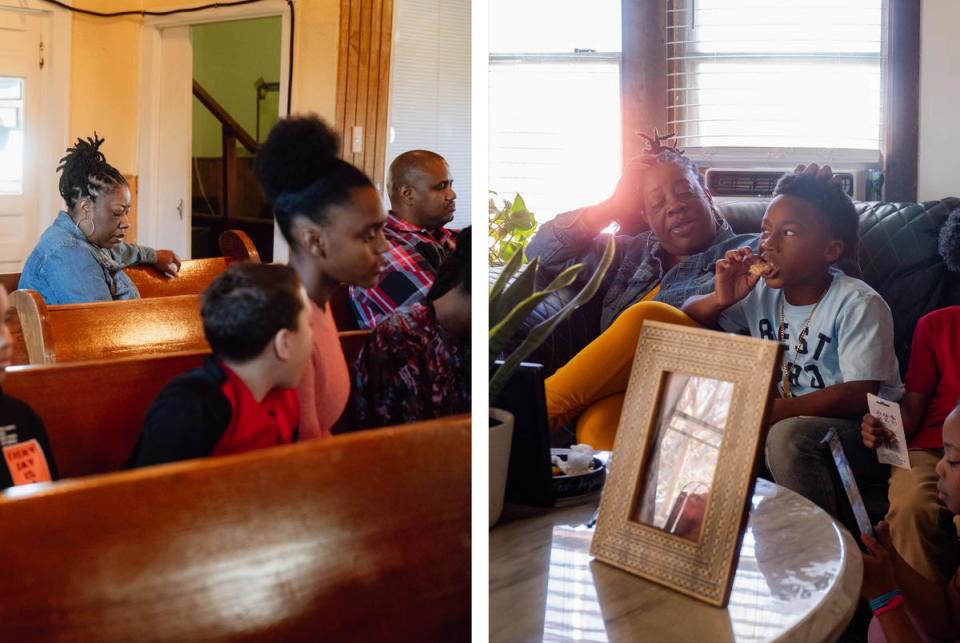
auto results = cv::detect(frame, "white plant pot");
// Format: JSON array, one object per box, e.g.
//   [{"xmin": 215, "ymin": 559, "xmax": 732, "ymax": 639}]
[{"xmin": 489, "ymin": 407, "xmax": 515, "ymax": 527}]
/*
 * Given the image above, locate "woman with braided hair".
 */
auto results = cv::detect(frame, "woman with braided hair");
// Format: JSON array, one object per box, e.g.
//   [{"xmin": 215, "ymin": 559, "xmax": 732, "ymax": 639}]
[
  {"xmin": 19, "ymin": 134, "xmax": 181, "ymax": 304},
  {"xmin": 528, "ymin": 132, "xmax": 757, "ymax": 445}
]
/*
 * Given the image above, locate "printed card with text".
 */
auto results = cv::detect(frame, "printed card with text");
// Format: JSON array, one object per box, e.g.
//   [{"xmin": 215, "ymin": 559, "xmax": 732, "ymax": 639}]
[
  {"xmin": 867, "ymin": 393, "xmax": 911, "ymax": 469},
  {"xmin": 2, "ymin": 439, "xmax": 52, "ymax": 486}
]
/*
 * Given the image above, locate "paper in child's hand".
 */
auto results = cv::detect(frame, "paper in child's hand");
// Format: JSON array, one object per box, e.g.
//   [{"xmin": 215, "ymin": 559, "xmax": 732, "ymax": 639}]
[{"xmin": 867, "ymin": 393, "xmax": 911, "ymax": 470}]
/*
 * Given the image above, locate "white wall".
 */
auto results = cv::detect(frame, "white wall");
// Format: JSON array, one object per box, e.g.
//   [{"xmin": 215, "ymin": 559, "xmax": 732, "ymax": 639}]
[{"xmin": 918, "ymin": 0, "xmax": 960, "ymax": 200}]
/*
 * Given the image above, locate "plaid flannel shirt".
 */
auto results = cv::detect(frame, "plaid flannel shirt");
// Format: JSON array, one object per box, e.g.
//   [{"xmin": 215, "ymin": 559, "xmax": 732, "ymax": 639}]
[
  {"xmin": 526, "ymin": 208, "xmax": 760, "ymax": 330},
  {"xmin": 349, "ymin": 212, "xmax": 457, "ymax": 329}
]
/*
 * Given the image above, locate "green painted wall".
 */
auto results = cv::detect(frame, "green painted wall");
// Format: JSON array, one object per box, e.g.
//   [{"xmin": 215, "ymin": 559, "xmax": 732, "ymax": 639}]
[{"xmin": 192, "ymin": 17, "xmax": 282, "ymax": 158}]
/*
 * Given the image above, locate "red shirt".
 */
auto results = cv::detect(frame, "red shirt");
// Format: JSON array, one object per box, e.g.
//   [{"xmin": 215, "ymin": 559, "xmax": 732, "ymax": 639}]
[
  {"xmin": 212, "ymin": 362, "xmax": 300, "ymax": 456},
  {"xmin": 904, "ymin": 306, "xmax": 960, "ymax": 449}
]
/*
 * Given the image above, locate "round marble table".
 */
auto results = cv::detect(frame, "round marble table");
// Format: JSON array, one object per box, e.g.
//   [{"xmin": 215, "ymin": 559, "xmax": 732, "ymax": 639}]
[{"xmin": 490, "ymin": 478, "xmax": 863, "ymax": 642}]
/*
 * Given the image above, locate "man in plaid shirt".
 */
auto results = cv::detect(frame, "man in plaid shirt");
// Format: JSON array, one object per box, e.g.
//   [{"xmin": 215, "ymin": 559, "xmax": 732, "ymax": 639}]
[{"xmin": 350, "ymin": 150, "xmax": 458, "ymax": 329}]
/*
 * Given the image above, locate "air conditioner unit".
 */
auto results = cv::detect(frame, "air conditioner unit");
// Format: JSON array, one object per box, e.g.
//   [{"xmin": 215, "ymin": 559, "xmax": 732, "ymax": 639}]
[{"xmin": 704, "ymin": 168, "xmax": 867, "ymax": 202}]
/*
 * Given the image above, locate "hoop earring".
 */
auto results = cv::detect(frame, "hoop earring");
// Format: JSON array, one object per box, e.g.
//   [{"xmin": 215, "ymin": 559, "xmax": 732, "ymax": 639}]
[{"xmin": 76, "ymin": 215, "xmax": 96, "ymax": 239}]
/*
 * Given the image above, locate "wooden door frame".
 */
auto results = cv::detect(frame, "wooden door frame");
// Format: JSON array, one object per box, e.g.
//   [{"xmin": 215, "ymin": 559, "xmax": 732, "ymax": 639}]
[{"xmin": 137, "ymin": 0, "xmax": 291, "ymax": 253}]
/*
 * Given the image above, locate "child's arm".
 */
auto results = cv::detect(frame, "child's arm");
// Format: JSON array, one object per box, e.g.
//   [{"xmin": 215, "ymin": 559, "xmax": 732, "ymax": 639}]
[
  {"xmin": 768, "ymin": 379, "xmax": 878, "ymax": 425},
  {"xmin": 865, "ymin": 521, "xmax": 960, "ymax": 640},
  {"xmin": 862, "ymin": 524, "xmax": 925, "ymax": 643},
  {"xmin": 681, "ymin": 247, "xmax": 762, "ymax": 328}
]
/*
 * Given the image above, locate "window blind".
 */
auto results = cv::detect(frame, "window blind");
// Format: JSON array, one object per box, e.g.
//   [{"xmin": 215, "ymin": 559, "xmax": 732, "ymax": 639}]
[
  {"xmin": 488, "ymin": 0, "xmax": 622, "ymax": 225},
  {"xmin": 667, "ymin": 0, "xmax": 885, "ymax": 155},
  {"xmin": 386, "ymin": 0, "xmax": 471, "ymax": 230}
]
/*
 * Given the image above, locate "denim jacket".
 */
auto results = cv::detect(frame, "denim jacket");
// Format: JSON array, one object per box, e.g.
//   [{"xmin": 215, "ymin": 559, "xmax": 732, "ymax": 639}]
[
  {"xmin": 19, "ymin": 212, "xmax": 158, "ymax": 304},
  {"xmin": 525, "ymin": 208, "xmax": 760, "ymax": 330}
]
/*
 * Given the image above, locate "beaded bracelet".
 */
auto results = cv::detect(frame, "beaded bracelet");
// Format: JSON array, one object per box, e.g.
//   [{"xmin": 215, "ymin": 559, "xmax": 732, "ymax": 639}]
[
  {"xmin": 868, "ymin": 588, "xmax": 902, "ymax": 610},
  {"xmin": 873, "ymin": 595, "xmax": 905, "ymax": 616}
]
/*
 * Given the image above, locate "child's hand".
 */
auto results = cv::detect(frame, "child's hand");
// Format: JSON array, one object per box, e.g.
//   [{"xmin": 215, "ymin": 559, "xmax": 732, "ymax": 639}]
[
  {"xmin": 862, "ymin": 413, "xmax": 892, "ymax": 449},
  {"xmin": 714, "ymin": 247, "xmax": 762, "ymax": 307},
  {"xmin": 862, "ymin": 521, "xmax": 899, "ymax": 599}
]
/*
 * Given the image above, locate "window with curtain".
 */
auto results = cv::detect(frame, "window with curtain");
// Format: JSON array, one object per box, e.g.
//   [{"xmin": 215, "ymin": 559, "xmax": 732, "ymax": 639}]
[
  {"xmin": 489, "ymin": 0, "xmax": 622, "ymax": 225},
  {"xmin": 667, "ymin": 0, "xmax": 884, "ymax": 163}
]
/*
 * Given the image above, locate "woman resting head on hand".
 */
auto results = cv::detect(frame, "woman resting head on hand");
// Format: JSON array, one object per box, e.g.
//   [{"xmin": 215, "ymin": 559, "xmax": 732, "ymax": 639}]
[{"xmin": 18, "ymin": 133, "xmax": 180, "ymax": 304}]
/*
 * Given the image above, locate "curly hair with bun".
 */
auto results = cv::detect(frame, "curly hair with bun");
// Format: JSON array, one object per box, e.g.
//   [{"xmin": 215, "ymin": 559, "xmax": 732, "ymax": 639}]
[
  {"xmin": 57, "ymin": 133, "xmax": 127, "ymax": 210},
  {"xmin": 253, "ymin": 115, "xmax": 375, "ymax": 246}
]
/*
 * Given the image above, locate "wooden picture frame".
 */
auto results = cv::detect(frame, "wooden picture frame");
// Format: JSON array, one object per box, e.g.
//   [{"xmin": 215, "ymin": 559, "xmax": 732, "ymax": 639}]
[{"xmin": 590, "ymin": 321, "xmax": 783, "ymax": 607}]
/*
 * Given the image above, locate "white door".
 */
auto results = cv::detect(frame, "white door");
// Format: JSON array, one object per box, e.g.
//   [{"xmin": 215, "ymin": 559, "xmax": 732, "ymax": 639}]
[
  {"xmin": 153, "ymin": 26, "xmax": 193, "ymax": 257},
  {"xmin": 0, "ymin": 10, "xmax": 44, "ymax": 273}
]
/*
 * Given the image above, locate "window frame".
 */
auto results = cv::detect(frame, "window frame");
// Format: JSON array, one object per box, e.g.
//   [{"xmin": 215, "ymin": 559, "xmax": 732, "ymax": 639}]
[{"xmin": 625, "ymin": 0, "xmax": 919, "ymax": 200}]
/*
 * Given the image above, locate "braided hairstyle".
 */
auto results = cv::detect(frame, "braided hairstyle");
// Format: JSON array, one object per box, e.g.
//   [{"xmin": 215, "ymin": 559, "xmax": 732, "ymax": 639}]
[
  {"xmin": 57, "ymin": 133, "xmax": 127, "ymax": 211},
  {"xmin": 253, "ymin": 115, "xmax": 375, "ymax": 247},
  {"xmin": 634, "ymin": 129, "xmax": 702, "ymax": 184},
  {"xmin": 631, "ymin": 129, "xmax": 723, "ymax": 229}
]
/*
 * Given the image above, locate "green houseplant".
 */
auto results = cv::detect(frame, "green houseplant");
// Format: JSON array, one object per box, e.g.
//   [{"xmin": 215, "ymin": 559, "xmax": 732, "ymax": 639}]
[
  {"xmin": 489, "ymin": 233, "xmax": 616, "ymax": 400},
  {"xmin": 488, "ymin": 191, "xmax": 537, "ymax": 266},
  {"xmin": 488, "ymin": 233, "xmax": 615, "ymax": 525}
]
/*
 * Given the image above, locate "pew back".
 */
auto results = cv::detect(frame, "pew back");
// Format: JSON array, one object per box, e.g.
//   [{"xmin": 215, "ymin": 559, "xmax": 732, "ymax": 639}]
[
  {"xmin": 11, "ymin": 291, "xmax": 208, "ymax": 365},
  {"xmin": 1, "ymin": 228, "xmax": 260, "ymax": 299},
  {"xmin": 4, "ymin": 329, "xmax": 370, "ymax": 478},
  {"xmin": 3, "ymin": 351, "xmax": 207, "ymax": 478},
  {"xmin": 0, "ymin": 416, "xmax": 471, "ymax": 642}
]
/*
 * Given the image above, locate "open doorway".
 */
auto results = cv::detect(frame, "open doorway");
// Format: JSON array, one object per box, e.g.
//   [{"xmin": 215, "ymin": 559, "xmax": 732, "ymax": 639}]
[
  {"xmin": 138, "ymin": 4, "xmax": 289, "ymax": 263},
  {"xmin": 190, "ymin": 17, "xmax": 281, "ymax": 261}
]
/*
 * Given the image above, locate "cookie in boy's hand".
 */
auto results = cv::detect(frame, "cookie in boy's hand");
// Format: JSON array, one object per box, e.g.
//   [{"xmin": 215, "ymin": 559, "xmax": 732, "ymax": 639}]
[{"xmin": 749, "ymin": 262, "xmax": 774, "ymax": 277}]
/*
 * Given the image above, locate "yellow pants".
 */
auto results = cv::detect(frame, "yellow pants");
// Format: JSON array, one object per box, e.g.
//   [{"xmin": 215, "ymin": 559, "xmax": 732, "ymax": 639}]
[{"xmin": 544, "ymin": 301, "xmax": 700, "ymax": 449}]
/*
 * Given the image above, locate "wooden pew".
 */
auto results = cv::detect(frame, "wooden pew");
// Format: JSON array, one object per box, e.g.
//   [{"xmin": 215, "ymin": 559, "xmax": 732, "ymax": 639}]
[
  {"xmin": 4, "ymin": 351, "xmax": 207, "ymax": 478},
  {"xmin": 9, "ymin": 287, "xmax": 370, "ymax": 367},
  {"xmin": 0, "ymin": 416, "xmax": 471, "ymax": 641},
  {"xmin": 2, "ymin": 228, "xmax": 260, "ymax": 298},
  {"xmin": 4, "ymin": 331, "xmax": 371, "ymax": 478},
  {"xmin": 11, "ymin": 291, "xmax": 208, "ymax": 365}
]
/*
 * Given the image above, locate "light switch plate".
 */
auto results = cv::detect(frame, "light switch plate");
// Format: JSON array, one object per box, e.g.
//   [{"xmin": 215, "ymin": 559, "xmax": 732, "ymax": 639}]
[{"xmin": 352, "ymin": 126, "xmax": 364, "ymax": 153}]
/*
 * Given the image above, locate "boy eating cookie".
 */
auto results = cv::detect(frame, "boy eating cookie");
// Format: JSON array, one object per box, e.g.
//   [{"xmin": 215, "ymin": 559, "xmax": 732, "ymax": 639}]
[{"xmin": 683, "ymin": 172, "xmax": 902, "ymax": 527}]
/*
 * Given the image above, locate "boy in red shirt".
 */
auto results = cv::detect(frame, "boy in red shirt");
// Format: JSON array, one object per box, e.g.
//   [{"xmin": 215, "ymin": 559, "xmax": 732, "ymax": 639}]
[
  {"xmin": 862, "ymin": 208, "xmax": 960, "ymax": 581},
  {"xmin": 130, "ymin": 263, "xmax": 313, "ymax": 466}
]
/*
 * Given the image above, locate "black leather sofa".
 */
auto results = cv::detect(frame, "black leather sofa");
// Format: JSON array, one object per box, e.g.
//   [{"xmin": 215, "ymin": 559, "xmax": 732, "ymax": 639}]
[
  {"xmin": 526, "ymin": 197, "xmax": 960, "ymax": 380},
  {"xmin": 524, "ymin": 197, "xmax": 960, "ymax": 523}
]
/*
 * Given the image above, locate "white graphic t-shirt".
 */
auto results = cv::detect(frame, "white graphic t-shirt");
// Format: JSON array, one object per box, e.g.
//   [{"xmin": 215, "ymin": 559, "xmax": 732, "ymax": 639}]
[{"xmin": 718, "ymin": 267, "xmax": 903, "ymax": 400}]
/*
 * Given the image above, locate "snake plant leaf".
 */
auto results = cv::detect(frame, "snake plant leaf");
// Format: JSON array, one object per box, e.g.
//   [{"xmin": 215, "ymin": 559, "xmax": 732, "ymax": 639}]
[
  {"xmin": 490, "ymin": 233, "xmax": 616, "ymax": 400},
  {"xmin": 490, "ymin": 254, "xmax": 538, "ymax": 327},
  {"xmin": 489, "ymin": 249, "xmax": 524, "ymax": 301},
  {"xmin": 489, "ymin": 263, "xmax": 582, "ymax": 356}
]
